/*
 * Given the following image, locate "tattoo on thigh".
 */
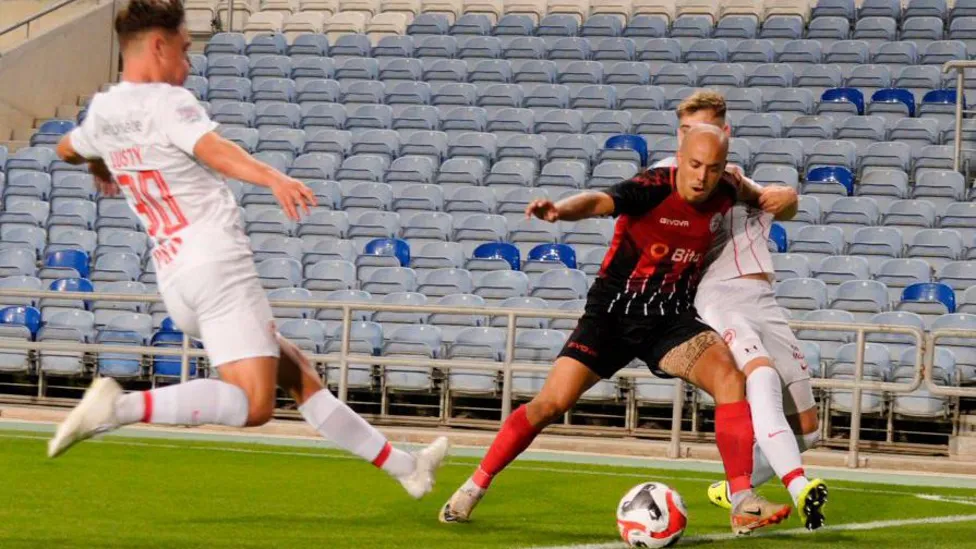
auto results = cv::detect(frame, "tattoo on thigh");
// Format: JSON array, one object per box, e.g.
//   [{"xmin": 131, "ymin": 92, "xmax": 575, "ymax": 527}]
[{"xmin": 658, "ymin": 331, "xmax": 722, "ymax": 379}]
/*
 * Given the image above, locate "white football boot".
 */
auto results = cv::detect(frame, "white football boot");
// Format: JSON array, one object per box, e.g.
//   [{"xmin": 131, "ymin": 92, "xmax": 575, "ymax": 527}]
[
  {"xmin": 438, "ymin": 481, "xmax": 487, "ymax": 523},
  {"xmin": 48, "ymin": 377, "xmax": 123, "ymax": 458},
  {"xmin": 398, "ymin": 436, "xmax": 450, "ymax": 499}
]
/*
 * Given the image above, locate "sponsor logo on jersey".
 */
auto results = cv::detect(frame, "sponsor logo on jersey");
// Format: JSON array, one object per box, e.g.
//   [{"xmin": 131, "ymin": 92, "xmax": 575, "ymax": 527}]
[
  {"xmin": 660, "ymin": 217, "xmax": 690, "ymax": 227},
  {"xmin": 177, "ymin": 105, "xmax": 204, "ymax": 123},
  {"xmin": 96, "ymin": 118, "xmax": 143, "ymax": 138}
]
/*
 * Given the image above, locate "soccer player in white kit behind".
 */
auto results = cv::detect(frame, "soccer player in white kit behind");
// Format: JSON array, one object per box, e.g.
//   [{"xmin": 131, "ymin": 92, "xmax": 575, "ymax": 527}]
[
  {"xmin": 48, "ymin": 0, "xmax": 449, "ymax": 499},
  {"xmin": 653, "ymin": 91, "xmax": 829, "ymax": 530}
]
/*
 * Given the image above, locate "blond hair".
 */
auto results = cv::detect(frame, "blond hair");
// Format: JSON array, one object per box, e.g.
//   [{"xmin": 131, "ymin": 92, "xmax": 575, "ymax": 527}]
[{"xmin": 676, "ymin": 90, "xmax": 727, "ymax": 121}]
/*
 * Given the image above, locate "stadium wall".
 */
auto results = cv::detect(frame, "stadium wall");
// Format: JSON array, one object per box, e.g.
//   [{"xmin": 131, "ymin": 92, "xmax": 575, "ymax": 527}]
[{"xmin": 0, "ymin": 0, "xmax": 119, "ymax": 140}]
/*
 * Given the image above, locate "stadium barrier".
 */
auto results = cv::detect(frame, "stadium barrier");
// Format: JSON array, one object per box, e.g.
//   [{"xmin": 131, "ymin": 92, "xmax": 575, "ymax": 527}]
[
  {"xmin": 944, "ymin": 60, "xmax": 976, "ymax": 173},
  {"xmin": 0, "ymin": 287, "xmax": 966, "ymax": 467}
]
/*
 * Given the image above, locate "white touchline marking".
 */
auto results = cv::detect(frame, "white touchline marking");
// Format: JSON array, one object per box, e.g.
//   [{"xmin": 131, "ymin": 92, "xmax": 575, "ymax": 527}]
[
  {"xmin": 521, "ymin": 514, "xmax": 976, "ymax": 549},
  {"xmin": 2, "ymin": 433, "xmax": 968, "ymax": 500}
]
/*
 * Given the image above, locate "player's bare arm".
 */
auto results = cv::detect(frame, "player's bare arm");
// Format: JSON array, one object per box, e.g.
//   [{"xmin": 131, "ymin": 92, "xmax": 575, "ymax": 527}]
[
  {"xmin": 524, "ymin": 192, "xmax": 614, "ymax": 222},
  {"xmin": 56, "ymin": 134, "xmax": 119, "ymax": 197},
  {"xmin": 193, "ymin": 132, "xmax": 317, "ymax": 220}
]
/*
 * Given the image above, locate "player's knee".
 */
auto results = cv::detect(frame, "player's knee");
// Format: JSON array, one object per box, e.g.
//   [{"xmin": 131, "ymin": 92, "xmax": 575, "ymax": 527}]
[
  {"xmin": 710, "ymin": 355, "xmax": 747, "ymax": 404},
  {"xmin": 528, "ymin": 395, "xmax": 572, "ymax": 425},
  {"xmin": 742, "ymin": 357, "xmax": 773, "ymax": 377},
  {"xmin": 244, "ymin": 393, "xmax": 276, "ymax": 426}
]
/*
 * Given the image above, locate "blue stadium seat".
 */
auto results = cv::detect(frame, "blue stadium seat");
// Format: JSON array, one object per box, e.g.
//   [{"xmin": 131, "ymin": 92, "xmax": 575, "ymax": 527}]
[{"xmin": 899, "ymin": 282, "xmax": 957, "ymax": 318}]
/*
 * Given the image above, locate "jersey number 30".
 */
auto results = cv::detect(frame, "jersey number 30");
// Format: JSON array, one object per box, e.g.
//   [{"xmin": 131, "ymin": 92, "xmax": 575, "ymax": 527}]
[{"xmin": 117, "ymin": 170, "xmax": 189, "ymax": 237}]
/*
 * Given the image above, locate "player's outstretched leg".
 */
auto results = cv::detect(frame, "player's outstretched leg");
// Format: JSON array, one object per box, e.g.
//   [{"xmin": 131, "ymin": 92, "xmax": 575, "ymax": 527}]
[
  {"xmin": 48, "ymin": 357, "xmax": 279, "ymax": 458},
  {"xmin": 669, "ymin": 333, "xmax": 792, "ymax": 535},
  {"xmin": 275, "ymin": 336, "xmax": 448, "ymax": 499},
  {"xmin": 439, "ymin": 358, "xmax": 600, "ymax": 523}
]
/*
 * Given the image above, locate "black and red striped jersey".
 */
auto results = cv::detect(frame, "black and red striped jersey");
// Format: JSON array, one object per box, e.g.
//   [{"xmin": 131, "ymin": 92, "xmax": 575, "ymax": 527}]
[{"xmin": 588, "ymin": 166, "xmax": 740, "ymax": 318}]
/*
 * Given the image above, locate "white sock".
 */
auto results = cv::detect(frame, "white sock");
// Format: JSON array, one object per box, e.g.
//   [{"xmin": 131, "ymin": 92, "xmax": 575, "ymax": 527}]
[
  {"xmin": 299, "ymin": 389, "xmax": 415, "ymax": 477},
  {"xmin": 729, "ymin": 489, "xmax": 753, "ymax": 509},
  {"xmin": 750, "ymin": 443, "xmax": 776, "ymax": 487},
  {"xmin": 747, "ymin": 367, "xmax": 809, "ymax": 502},
  {"xmin": 798, "ymin": 430, "xmax": 821, "ymax": 452},
  {"xmin": 114, "ymin": 379, "xmax": 249, "ymax": 427},
  {"xmin": 750, "ymin": 431, "xmax": 820, "ymax": 488}
]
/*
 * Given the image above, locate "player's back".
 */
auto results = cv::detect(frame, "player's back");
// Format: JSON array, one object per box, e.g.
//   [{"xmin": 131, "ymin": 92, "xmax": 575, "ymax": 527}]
[{"xmin": 70, "ymin": 82, "xmax": 245, "ymax": 276}]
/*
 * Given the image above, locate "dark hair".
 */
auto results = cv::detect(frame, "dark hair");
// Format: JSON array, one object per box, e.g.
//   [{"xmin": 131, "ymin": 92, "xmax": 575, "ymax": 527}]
[{"xmin": 115, "ymin": 0, "xmax": 185, "ymax": 44}]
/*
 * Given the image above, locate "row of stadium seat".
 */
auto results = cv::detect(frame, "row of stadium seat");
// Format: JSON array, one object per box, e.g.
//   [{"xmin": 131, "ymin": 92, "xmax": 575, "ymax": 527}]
[
  {"xmin": 228, "ymin": 11, "xmax": 976, "ymax": 45},
  {"xmin": 204, "ymin": 32, "xmax": 976, "ymax": 64}
]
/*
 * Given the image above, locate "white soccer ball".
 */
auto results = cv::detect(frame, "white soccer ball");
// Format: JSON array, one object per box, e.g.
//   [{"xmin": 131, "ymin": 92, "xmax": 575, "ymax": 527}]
[{"xmin": 616, "ymin": 482, "xmax": 688, "ymax": 548}]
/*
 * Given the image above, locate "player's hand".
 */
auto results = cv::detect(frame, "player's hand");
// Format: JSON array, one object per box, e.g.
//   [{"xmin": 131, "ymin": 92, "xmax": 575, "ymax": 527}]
[
  {"xmin": 89, "ymin": 159, "xmax": 118, "ymax": 197},
  {"xmin": 759, "ymin": 185, "xmax": 798, "ymax": 215},
  {"xmin": 271, "ymin": 177, "xmax": 317, "ymax": 221},
  {"xmin": 525, "ymin": 198, "xmax": 560, "ymax": 222}
]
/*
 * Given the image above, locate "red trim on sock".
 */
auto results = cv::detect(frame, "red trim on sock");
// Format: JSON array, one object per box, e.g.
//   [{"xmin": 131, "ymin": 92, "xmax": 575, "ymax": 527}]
[
  {"xmin": 782, "ymin": 467, "xmax": 806, "ymax": 488},
  {"xmin": 141, "ymin": 391, "xmax": 153, "ymax": 423},
  {"xmin": 472, "ymin": 467, "xmax": 492, "ymax": 490},
  {"xmin": 474, "ymin": 405, "xmax": 541, "ymax": 489},
  {"xmin": 372, "ymin": 442, "xmax": 392, "ymax": 468},
  {"xmin": 715, "ymin": 401, "xmax": 755, "ymax": 496}
]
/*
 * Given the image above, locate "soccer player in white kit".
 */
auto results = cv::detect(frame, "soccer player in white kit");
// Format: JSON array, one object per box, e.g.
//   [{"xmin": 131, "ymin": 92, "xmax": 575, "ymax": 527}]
[
  {"xmin": 653, "ymin": 91, "xmax": 829, "ymax": 530},
  {"xmin": 47, "ymin": 0, "xmax": 448, "ymax": 499}
]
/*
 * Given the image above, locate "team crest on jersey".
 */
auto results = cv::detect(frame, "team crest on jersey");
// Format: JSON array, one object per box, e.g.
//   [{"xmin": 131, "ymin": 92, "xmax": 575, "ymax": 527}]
[
  {"xmin": 722, "ymin": 329, "xmax": 735, "ymax": 345},
  {"xmin": 177, "ymin": 105, "xmax": 203, "ymax": 123},
  {"xmin": 709, "ymin": 213, "xmax": 723, "ymax": 233}
]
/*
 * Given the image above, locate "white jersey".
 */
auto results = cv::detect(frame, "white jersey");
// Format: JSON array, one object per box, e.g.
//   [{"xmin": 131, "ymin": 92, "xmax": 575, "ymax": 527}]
[
  {"xmin": 69, "ymin": 82, "xmax": 248, "ymax": 287},
  {"xmin": 652, "ymin": 157, "xmax": 775, "ymax": 285}
]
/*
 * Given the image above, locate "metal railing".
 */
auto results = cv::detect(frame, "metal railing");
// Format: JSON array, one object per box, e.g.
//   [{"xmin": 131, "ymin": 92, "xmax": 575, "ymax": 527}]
[
  {"xmin": 943, "ymin": 60, "xmax": 976, "ymax": 172},
  {"xmin": 0, "ymin": 0, "xmax": 104, "ymax": 47},
  {"xmin": 0, "ymin": 287, "xmax": 971, "ymax": 467}
]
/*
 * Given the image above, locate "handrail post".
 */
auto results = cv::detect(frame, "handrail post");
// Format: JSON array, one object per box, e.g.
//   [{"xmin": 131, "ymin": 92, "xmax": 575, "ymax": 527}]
[
  {"xmin": 179, "ymin": 332, "xmax": 190, "ymax": 384},
  {"xmin": 227, "ymin": 0, "xmax": 235, "ymax": 32},
  {"xmin": 667, "ymin": 378, "xmax": 684, "ymax": 459},
  {"xmin": 954, "ymin": 68, "xmax": 965, "ymax": 173},
  {"xmin": 846, "ymin": 329, "xmax": 867, "ymax": 468},
  {"xmin": 337, "ymin": 306, "xmax": 351, "ymax": 402},
  {"xmin": 500, "ymin": 312, "xmax": 517, "ymax": 421}
]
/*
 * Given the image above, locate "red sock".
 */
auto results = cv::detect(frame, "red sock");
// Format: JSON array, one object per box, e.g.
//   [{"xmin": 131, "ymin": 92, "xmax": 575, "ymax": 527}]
[
  {"xmin": 714, "ymin": 401, "xmax": 754, "ymax": 496},
  {"xmin": 472, "ymin": 406, "xmax": 541, "ymax": 489}
]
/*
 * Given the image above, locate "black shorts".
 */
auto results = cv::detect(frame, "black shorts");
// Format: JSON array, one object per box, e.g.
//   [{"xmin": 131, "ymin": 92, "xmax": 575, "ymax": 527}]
[{"xmin": 558, "ymin": 308, "xmax": 714, "ymax": 379}]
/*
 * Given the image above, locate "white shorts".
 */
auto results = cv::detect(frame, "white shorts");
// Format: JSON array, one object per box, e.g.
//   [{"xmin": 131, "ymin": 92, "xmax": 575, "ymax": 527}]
[
  {"xmin": 695, "ymin": 277, "xmax": 815, "ymax": 416},
  {"xmin": 158, "ymin": 254, "xmax": 280, "ymax": 368}
]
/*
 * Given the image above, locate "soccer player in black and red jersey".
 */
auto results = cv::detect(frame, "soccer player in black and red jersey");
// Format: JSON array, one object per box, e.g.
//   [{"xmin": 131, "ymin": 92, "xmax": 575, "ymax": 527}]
[{"xmin": 439, "ymin": 125, "xmax": 796, "ymax": 535}]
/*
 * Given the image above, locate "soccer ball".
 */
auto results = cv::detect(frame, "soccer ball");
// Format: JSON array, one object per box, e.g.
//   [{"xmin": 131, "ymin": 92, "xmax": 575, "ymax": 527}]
[{"xmin": 616, "ymin": 482, "xmax": 688, "ymax": 548}]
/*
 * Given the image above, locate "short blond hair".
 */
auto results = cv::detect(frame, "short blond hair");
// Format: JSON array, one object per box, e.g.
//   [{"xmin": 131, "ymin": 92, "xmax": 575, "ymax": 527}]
[{"xmin": 676, "ymin": 90, "xmax": 727, "ymax": 121}]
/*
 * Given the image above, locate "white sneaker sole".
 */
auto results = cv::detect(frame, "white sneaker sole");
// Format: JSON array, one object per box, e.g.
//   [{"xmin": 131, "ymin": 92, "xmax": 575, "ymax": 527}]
[{"xmin": 48, "ymin": 377, "xmax": 122, "ymax": 459}]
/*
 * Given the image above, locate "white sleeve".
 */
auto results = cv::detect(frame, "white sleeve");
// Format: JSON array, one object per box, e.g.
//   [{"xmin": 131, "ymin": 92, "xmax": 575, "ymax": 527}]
[
  {"xmin": 68, "ymin": 114, "xmax": 100, "ymax": 159},
  {"xmin": 157, "ymin": 87, "xmax": 218, "ymax": 155}
]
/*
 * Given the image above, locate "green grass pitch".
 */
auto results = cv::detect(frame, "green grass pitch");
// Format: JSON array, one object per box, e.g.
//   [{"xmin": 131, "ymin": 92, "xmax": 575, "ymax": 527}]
[{"xmin": 1, "ymin": 429, "xmax": 975, "ymax": 548}]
